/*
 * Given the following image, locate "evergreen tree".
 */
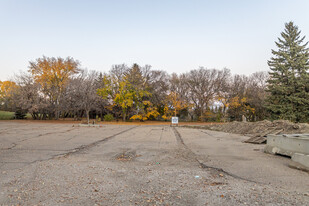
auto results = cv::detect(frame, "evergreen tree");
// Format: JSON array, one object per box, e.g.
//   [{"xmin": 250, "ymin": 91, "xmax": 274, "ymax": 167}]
[{"xmin": 267, "ymin": 22, "xmax": 309, "ymax": 122}]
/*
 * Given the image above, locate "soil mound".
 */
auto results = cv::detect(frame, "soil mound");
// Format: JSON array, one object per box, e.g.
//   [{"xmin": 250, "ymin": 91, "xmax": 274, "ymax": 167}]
[{"xmin": 184, "ymin": 120, "xmax": 309, "ymax": 143}]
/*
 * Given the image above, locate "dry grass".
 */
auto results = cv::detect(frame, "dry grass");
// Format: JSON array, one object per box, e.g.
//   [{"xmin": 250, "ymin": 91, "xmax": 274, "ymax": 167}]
[{"xmin": 0, "ymin": 111, "xmax": 14, "ymax": 120}]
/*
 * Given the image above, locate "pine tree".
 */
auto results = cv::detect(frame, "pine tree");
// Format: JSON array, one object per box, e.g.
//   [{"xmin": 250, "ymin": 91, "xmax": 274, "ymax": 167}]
[{"xmin": 267, "ymin": 22, "xmax": 309, "ymax": 122}]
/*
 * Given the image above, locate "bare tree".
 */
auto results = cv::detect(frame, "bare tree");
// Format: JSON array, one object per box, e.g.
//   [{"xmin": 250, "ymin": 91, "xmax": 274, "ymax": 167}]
[
  {"xmin": 147, "ymin": 70, "xmax": 169, "ymax": 106},
  {"xmin": 185, "ymin": 67, "xmax": 231, "ymax": 118},
  {"xmin": 12, "ymin": 73, "xmax": 50, "ymax": 119},
  {"xmin": 247, "ymin": 71, "xmax": 269, "ymax": 121},
  {"xmin": 64, "ymin": 70, "xmax": 102, "ymax": 124}
]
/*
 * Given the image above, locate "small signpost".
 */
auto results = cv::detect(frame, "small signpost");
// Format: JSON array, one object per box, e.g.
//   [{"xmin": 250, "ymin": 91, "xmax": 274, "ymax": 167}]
[{"xmin": 171, "ymin": 116, "xmax": 178, "ymax": 127}]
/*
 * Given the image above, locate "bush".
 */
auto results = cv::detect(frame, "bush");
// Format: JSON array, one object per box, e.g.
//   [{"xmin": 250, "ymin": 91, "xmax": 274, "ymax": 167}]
[
  {"xmin": 14, "ymin": 109, "xmax": 27, "ymax": 119},
  {"xmin": 103, "ymin": 114, "xmax": 114, "ymax": 121}
]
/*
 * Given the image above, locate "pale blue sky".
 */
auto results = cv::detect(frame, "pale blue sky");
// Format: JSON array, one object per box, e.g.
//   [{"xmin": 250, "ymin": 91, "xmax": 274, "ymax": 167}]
[{"xmin": 1, "ymin": 0, "xmax": 309, "ymax": 80}]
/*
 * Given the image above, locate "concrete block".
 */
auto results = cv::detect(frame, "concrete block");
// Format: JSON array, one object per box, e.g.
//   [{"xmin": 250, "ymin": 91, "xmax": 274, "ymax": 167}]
[
  {"xmin": 292, "ymin": 153, "xmax": 309, "ymax": 168},
  {"xmin": 264, "ymin": 134, "xmax": 309, "ymax": 157}
]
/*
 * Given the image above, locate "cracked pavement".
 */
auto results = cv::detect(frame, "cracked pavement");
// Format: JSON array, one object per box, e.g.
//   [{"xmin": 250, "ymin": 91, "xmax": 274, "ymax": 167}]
[{"xmin": 0, "ymin": 121, "xmax": 308, "ymax": 205}]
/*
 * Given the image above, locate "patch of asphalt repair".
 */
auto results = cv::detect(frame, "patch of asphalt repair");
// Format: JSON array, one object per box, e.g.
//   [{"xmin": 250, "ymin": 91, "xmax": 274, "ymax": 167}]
[{"xmin": 172, "ymin": 126, "xmax": 258, "ymax": 183}]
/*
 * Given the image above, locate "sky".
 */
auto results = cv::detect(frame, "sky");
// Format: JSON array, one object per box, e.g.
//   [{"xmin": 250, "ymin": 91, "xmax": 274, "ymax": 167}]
[{"xmin": 1, "ymin": 0, "xmax": 309, "ymax": 80}]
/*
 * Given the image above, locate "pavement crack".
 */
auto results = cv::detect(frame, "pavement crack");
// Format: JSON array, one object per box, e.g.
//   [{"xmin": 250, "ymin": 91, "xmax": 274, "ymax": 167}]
[
  {"xmin": 3, "ymin": 142, "xmax": 17, "ymax": 150},
  {"xmin": 22, "ymin": 128, "xmax": 76, "ymax": 142},
  {"xmin": 200, "ymin": 130, "xmax": 215, "ymax": 137},
  {"xmin": 1, "ymin": 126, "xmax": 139, "ymax": 169},
  {"xmin": 158, "ymin": 127, "xmax": 165, "ymax": 148},
  {"xmin": 172, "ymin": 127, "xmax": 258, "ymax": 184},
  {"xmin": 60, "ymin": 126, "xmax": 139, "ymax": 157},
  {"xmin": 1, "ymin": 128, "xmax": 77, "ymax": 151}
]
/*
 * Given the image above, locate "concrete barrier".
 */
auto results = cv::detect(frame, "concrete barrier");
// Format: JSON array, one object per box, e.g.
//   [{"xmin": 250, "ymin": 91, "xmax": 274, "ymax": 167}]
[
  {"xmin": 292, "ymin": 153, "xmax": 309, "ymax": 168},
  {"xmin": 264, "ymin": 134, "xmax": 309, "ymax": 169}
]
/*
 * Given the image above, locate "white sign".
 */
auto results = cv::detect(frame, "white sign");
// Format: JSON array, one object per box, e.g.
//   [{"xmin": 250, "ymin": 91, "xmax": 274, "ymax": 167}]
[{"xmin": 171, "ymin": 117, "xmax": 178, "ymax": 124}]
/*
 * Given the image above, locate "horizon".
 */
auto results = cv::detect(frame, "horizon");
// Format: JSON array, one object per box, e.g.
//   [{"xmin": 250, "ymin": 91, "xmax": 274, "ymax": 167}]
[{"xmin": 1, "ymin": 0, "xmax": 309, "ymax": 80}]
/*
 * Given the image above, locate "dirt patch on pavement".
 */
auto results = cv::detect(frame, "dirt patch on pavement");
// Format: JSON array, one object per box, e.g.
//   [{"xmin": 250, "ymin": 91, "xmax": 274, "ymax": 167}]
[{"xmin": 115, "ymin": 150, "xmax": 138, "ymax": 161}]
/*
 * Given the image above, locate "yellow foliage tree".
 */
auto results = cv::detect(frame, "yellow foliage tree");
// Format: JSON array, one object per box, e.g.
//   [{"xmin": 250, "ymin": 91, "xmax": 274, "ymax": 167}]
[
  {"xmin": 162, "ymin": 91, "xmax": 189, "ymax": 120},
  {"xmin": 0, "ymin": 80, "xmax": 18, "ymax": 110},
  {"xmin": 29, "ymin": 56, "xmax": 80, "ymax": 89},
  {"xmin": 28, "ymin": 56, "xmax": 80, "ymax": 118},
  {"xmin": 114, "ymin": 81, "xmax": 134, "ymax": 121},
  {"xmin": 216, "ymin": 95, "xmax": 230, "ymax": 121},
  {"xmin": 228, "ymin": 96, "xmax": 255, "ymax": 121},
  {"xmin": 162, "ymin": 105, "xmax": 173, "ymax": 120},
  {"xmin": 130, "ymin": 101, "xmax": 159, "ymax": 121},
  {"xmin": 0, "ymin": 81, "xmax": 17, "ymax": 99}
]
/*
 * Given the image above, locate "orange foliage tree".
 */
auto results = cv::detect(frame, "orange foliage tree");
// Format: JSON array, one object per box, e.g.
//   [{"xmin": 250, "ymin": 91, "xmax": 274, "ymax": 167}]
[
  {"xmin": 0, "ymin": 80, "xmax": 18, "ymax": 111},
  {"xmin": 28, "ymin": 56, "xmax": 80, "ymax": 119},
  {"xmin": 162, "ymin": 91, "xmax": 190, "ymax": 120},
  {"xmin": 227, "ymin": 96, "xmax": 255, "ymax": 121}
]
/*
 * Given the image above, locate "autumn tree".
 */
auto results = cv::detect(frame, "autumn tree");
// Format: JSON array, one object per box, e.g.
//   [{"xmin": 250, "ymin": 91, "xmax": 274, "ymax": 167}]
[
  {"xmin": 224, "ymin": 75, "xmax": 249, "ymax": 121},
  {"xmin": 113, "ymin": 80, "xmax": 134, "ymax": 121},
  {"xmin": 0, "ymin": 80, "xmax": 18, "ymax": 111},
  {"xmin": 97, "ymin": 64, "xmax": 150, "ymax": 121},
  {"xmin": 164, "ymin": 73, "xmax": 191, "ymax": 120},
  {"xmin": 28, "ymin": 56, "xmax": 80, "ymax": 119},
  {"xmin": 4, "ymin": 55, "xmax": 273, "ymax": 123}
]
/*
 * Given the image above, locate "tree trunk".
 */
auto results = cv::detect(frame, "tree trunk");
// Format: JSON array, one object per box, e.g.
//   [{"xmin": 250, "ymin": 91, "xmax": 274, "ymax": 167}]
[
  {"xmin": 86, "ymin": 110, "xmax": 90, "ymax": 124},
  {"xmin": 122, "ymin": 109, "xmax": 126, "ymax": 121}
]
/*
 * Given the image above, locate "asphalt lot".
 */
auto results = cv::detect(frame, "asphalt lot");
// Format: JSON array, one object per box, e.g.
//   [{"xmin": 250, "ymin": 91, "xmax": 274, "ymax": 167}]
[{"xmin": 0, "ymin": 121, "xmax": 308, "ymax": 205}]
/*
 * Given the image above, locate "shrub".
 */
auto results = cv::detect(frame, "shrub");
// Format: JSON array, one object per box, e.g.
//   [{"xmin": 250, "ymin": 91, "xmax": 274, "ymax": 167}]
[
  {"xmin": 103, "ymin": 114, "xmax": 114, "ymax": 121},
  {"xmin": 14, "ymin": 109, "xmax": 27, "ymax": 119}
]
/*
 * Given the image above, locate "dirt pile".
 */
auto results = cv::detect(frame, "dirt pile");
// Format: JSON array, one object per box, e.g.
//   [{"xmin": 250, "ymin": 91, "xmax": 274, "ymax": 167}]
[{"xmin": 184, "ymin": 120, "xmax": 309, "ymax": 143}]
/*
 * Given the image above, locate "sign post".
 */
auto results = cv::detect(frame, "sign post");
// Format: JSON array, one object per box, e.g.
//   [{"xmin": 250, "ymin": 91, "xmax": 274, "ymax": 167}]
[{"xmin": 171, "ymin": 116, "xmax": 178, "ymax": 126}]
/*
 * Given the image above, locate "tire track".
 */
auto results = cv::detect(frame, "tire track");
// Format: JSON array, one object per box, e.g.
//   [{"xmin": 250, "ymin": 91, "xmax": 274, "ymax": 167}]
[
  {"xmin": 172, "ymin": 127, "xmax": 258, "ymax": 183},
  {"xmin": 60, "ymin": 125, "xmax": 139, "ymax": 157}
]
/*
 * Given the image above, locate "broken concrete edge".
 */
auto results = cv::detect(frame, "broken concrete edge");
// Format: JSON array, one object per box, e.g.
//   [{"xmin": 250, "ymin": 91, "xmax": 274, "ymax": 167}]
[
  {"xmin": 264, "ymin": 145, "xmax": 294, "ymax": 157},
  {"xmin": 264, "ymin": 146, "xmax": 309, "ymax": 172},
  {"xmin": 243, "ymin": 136, "xmax": 266, "ymax": 144}
]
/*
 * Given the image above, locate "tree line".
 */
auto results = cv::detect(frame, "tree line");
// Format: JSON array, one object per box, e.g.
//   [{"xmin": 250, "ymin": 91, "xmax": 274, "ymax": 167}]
[
  {"xmin": 0, "ymin": 59, "xmax": 268, "ymax": 122},
  {"xmin": 0, "ymin": 21, "xmax": 308, "ymax": 123}
]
